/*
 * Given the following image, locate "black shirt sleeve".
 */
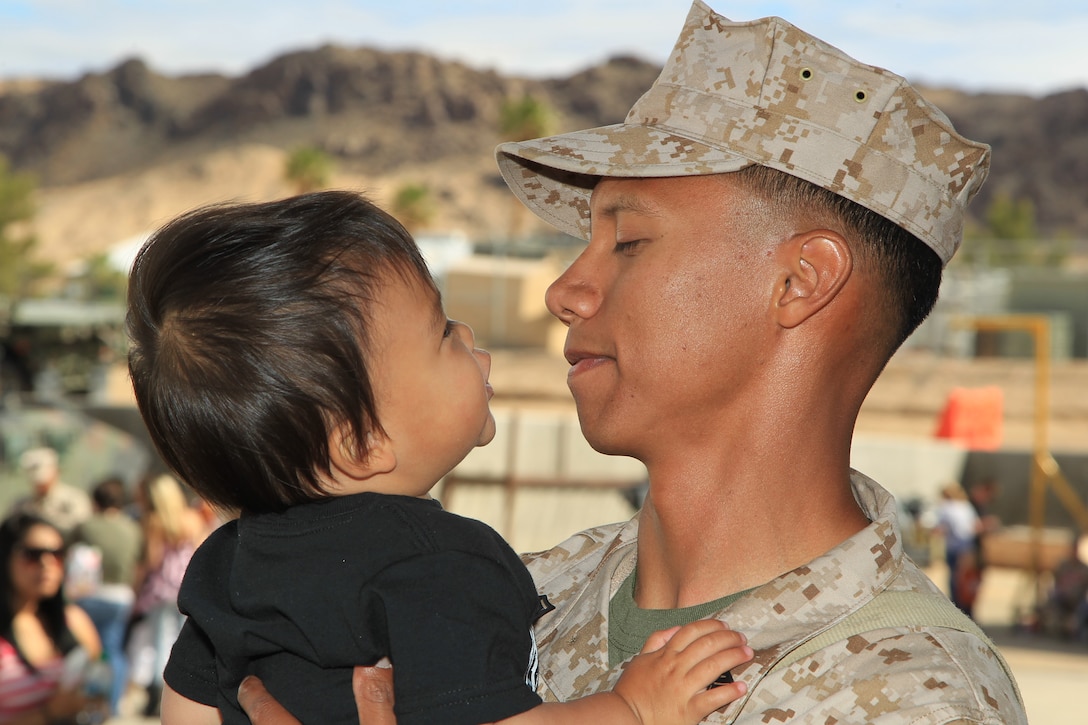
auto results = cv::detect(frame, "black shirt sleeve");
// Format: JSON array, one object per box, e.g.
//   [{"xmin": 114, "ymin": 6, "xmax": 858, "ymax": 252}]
[
  {"xmin": 367, "ymin": 549, "xmax": 543, "ymax": 725},
  {"xmin": 164, "ymin": 618, "xmax": 218, "ymax": 706}
]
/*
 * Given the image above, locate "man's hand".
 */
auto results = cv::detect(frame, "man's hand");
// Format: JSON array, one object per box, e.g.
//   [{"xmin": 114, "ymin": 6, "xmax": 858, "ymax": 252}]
[
  {"xmin": 237, "ymin": 676, "xmax": 296, "ymax": 725},
  {"xmin": 237, "ymin": 663, "xmax": 397, "ymax": 725},
  {"xmin": 353, "ymin": 663, "xmax": 396, "ymax": 724}
]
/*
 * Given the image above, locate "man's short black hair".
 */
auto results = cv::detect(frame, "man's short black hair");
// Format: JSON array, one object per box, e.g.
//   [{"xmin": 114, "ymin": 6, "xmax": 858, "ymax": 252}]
[
  {"xmin": 735, "ymin": 165, "xmax": 942, "ymax": 356},
  {"xmin": 126, "ymin": 191, "xmax": 434, "ymax": 514}
]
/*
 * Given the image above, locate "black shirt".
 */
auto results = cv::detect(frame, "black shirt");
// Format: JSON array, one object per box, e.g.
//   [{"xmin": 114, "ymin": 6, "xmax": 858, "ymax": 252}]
[{"xmin": 165, "ymin": 493, "xmax": 546, "ymax": 724}]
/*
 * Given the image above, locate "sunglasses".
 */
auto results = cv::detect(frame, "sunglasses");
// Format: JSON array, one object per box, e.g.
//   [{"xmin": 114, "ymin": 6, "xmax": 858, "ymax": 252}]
[{"xmin": 17, "ymin": 546, "xmax": 66, "ymax": 564}]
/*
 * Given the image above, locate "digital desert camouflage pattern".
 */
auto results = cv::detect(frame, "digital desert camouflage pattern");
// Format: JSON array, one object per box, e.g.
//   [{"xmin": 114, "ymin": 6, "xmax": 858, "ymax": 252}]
[
  {"xmin": 496, "ymin": 0, "xmax": 990, "ymax": 266},
  {"xmin": 523, "ymin": 473, "xmax": 1027, "ymax": 724}
]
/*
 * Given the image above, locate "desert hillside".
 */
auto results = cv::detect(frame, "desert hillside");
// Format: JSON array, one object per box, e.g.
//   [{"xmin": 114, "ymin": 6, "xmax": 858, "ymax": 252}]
[{"xmin": 29, "ymin": 145, "xmax": 516, "ymax": 266}]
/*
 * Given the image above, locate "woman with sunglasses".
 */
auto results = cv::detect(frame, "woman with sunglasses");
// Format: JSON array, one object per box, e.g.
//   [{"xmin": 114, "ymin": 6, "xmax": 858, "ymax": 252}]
[{"xmin": 0, "ymin": 512, "xmax": 101, "ymax": 724}]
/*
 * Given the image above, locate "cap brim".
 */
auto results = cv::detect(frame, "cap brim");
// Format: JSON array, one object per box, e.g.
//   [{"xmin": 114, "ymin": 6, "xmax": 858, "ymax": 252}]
[{"xmin": 496, "ymin": 123, "xmax": 754, "ymax": 241}]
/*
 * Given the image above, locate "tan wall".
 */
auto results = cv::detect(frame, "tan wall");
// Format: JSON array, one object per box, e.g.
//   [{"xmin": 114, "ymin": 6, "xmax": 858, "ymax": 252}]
[{"xmin": 443, "ymin": 255, "xmax": 566, "ymax": 352}]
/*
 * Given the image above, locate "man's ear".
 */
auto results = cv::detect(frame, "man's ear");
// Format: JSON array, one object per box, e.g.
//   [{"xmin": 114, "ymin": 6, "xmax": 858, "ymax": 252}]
[
  {"xmin": 328, "ymin": 427, "xmax": 397, "ymax": 482},
  {"xmin": 773, "ymin": 230, "xmax": 852, "ymax": 329}
]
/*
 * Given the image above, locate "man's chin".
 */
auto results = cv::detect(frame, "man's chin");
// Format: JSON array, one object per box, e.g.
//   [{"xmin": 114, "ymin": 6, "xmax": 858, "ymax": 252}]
[{"xmin": 575, "ymin": 415, "xmax": 633, "ymax": 459}]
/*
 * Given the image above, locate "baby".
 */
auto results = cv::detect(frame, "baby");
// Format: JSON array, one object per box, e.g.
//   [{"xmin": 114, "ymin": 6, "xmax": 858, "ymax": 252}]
[{"xmin": 126, "ymin": 191, "xmax": 751, "ymax": 724}]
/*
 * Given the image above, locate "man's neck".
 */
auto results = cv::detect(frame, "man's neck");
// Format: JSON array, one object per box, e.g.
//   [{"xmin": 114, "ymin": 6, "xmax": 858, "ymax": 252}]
[{"xmin": 630, "ymin": 440, "xmax": 869, "ymax": 610}]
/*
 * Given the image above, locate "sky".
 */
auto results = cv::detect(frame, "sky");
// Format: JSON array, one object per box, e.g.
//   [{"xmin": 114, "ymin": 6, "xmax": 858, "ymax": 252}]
[{"xmin": 1, "ymin": 0, "xmax": 1086, "ymax": 97}]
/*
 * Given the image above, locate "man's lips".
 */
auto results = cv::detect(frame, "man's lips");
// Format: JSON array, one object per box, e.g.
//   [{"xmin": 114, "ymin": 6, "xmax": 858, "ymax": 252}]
[{"xmin": 565, "ymin": 350, "xmax": 612, "ymax": 377}]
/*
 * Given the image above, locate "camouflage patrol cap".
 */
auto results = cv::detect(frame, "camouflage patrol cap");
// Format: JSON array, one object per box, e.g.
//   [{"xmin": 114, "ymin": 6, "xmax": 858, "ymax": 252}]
[{"xmin": 496, "ymin": 0, "xmax": 991, "ymax": 265}]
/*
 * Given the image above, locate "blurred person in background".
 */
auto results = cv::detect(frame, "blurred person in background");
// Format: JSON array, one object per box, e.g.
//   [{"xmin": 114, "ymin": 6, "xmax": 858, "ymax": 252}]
[
  {"xmin": 127, "ymin": 474, "xmax": 205, "ymax": 718},
  {"xmin": 935, "ymin": 483, "xmax": 982, "ymax": 617},
  {"xmin": 70, "ymin": 477, "xmax": 143, "ymax": 718},
  {"xmin": 10, "ymin": 449, "xmax": 92, "ymax": 540},
  {"xmin": 967, "ymin": 478, "xmax": 1002, "ymax": 578},
  {"xmin": 1034, "ymin": 532, "xmax": 1088, "ymax": 640},
  {"xmin": 0, "ymin": 512, "xmax": 101, "ymax": 724}
]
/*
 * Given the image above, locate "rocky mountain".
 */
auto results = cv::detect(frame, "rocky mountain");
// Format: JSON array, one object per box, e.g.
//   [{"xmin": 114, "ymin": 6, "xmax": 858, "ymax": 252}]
[
  {"xmin": 1, "ymin": 46, "xmax": 1085, "ymax": 265},
  {"xmin": 926, "ymin": 86, "xmax": 1088, "ymax": 237},
  {"xmin": 0, "ymin": 49, "xmax": 658, "ymax": 185}
]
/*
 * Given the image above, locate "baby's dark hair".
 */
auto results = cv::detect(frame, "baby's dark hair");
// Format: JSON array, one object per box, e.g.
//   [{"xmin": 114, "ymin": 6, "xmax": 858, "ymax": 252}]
[{"xmin": 126, "ymin": 191, "xmax": 434, "ymax": 514}]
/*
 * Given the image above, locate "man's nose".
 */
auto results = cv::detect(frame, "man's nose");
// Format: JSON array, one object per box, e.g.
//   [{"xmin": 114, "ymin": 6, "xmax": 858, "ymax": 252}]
[{"xmin": 545, "ymin": 250, "xmax": 603, "ymax": 325}]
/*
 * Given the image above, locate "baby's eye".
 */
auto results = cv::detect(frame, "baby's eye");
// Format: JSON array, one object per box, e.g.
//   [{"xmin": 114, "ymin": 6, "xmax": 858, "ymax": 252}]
[{"xmin": 443, "ymin": 320, "xmax": 455, "ymax": 338}]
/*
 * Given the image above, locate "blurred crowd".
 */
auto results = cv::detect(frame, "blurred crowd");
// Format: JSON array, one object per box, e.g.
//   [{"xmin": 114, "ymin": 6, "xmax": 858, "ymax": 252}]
[{"xmin": 1, "ymin": 446, "xmax": 221, "ymax": 724}]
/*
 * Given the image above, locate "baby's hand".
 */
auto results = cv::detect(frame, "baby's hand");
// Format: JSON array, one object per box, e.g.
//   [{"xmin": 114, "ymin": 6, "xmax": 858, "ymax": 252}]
[{"xmin": 612, "ymin": 619, "xmax": 752, "ymax": 725}]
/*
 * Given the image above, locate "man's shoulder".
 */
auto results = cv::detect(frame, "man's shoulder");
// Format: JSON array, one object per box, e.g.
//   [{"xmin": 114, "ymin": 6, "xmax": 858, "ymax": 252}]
[
  {"xmin": 736, "ymin": 623, "xmax": 1026, "ymax": 724},
  {"xmin": 728, "ymin": 568, "xmax": 1025, "ymax": 724},
  {"xmin": 521, "ymin": 519, "xmax": 635, "ymax": 585}
]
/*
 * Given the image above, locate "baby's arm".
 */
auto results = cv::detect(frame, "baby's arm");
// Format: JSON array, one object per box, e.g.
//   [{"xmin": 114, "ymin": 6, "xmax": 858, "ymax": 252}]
[
  {"xmin": 162, "ymin": 683, "xmax": 221, "ymax": 725},
  {"xmin": 235, "ymin": 620, "xmax": 751, "ymax": 725},
  {"xmin": 499, "ymin": 619, "xmax": 752, "ymax": 725}
]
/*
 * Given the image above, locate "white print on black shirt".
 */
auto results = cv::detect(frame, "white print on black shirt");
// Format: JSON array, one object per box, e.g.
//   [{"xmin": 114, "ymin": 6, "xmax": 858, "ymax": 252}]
[{"xmin": 525, "ymin": 629, "xmax": 540, "ymax": 689}]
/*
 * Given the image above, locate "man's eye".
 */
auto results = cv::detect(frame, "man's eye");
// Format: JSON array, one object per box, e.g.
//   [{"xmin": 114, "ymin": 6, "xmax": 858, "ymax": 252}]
[{"xmin": 614, "ymin": 239, "xmax": 644, "ymax": 255}]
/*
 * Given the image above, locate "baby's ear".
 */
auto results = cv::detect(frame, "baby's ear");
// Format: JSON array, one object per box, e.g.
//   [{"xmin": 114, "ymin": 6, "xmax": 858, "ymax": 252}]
[{"xmin": 329, "ymin": 427, "xmax": 396, "ymax": 481}]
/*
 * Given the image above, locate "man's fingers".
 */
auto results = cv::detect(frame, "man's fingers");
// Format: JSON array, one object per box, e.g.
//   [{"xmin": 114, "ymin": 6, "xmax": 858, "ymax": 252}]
[
  {"xmin": 353, "ymin": 664, "xmax": 397, "ymax": 725},
  {"xmin": 238, "ymin": 675, "xmax": 300, "ymax": 725}
]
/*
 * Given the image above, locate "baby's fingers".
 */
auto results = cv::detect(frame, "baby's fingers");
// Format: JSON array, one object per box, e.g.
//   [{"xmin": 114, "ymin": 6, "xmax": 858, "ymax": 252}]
[
  {"xmin": 691, "ymin": 678, "xmax": 749, "ymax": 715},
  {"xmin": 684, "ymin": 640, "xmax": 754, "ymax": 716},
  {"xmin": 641, "ymin": 625, "xmax": 683, "ymax": 653},
  {"xmin": 670, "ymin": 624, "xmax": 749, "ymax": 666},
  {"xmin": 688, "ymin": 639, "xmax": 754, "ymax": 689}
]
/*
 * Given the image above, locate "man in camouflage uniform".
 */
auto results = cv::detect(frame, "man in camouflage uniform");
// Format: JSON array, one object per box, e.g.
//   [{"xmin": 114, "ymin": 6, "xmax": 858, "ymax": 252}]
[
  {"xmin": 492, "ymin": 2, "xmax": 1025, "ymax": 722},
  {"xmin": 239, "ymin": 2, "xmax": 1027, "ymax": 722}
]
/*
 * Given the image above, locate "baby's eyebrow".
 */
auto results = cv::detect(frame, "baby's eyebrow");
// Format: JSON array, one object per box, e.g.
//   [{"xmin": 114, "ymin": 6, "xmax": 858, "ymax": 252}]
[
  {"xmin": 430, "ymin": 298, "xmax": 448, "ymax": 335},
  {"xmin": 422, "ymin": 284, "xmax": 442, "ymax": 327}
]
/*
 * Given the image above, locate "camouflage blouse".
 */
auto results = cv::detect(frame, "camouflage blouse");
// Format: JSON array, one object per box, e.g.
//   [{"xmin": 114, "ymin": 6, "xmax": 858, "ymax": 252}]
[{"xmin": 523, "ymin": 472, "xmax": 1027, "ymax": 724}]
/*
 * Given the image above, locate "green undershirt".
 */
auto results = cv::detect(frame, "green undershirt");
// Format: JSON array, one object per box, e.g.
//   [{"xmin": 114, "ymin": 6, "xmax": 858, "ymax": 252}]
[{"xmin": 608, "ymin": 569, "xmax": 754, "ymax": 668}]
